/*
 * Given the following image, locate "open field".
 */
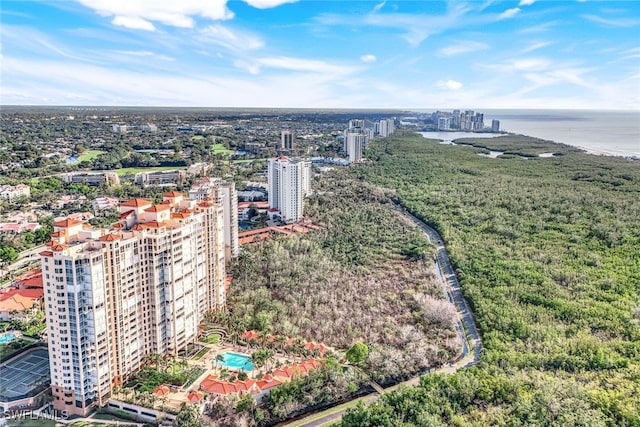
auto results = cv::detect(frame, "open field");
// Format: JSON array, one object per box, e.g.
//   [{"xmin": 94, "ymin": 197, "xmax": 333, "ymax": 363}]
[
  {"xmin": 77, "ymin": 150, "xmax": 105, "ymax": 162},
  {"xmin": 212, "ymin": 143, "xmax": 234, "ymax": 155},
  {"xmin": 107, "ymin": 166, "xmax": 187, "ymax": 176}
]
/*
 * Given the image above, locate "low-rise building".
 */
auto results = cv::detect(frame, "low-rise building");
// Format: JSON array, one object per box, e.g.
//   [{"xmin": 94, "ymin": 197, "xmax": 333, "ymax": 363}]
[
  {"xmin": 134, "ymin": 170, "xmax": 186, "ymax": 188},
  {"xmin": 0, "ymin": 184, "xmax": 30, "ymax": 202},
  {"xmin": 61, "ymin": 172, "xmax": 120, "ymax": 186},
  {"xmin": 0, "ymin": 288, "xmax": 43, "ymax": 321}
]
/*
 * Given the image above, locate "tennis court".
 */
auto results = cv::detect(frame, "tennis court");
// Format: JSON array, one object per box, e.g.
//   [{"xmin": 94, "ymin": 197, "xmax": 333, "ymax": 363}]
[{"xmin": 0, "ymin": 347, "xmax": 50, "ymax": 402}]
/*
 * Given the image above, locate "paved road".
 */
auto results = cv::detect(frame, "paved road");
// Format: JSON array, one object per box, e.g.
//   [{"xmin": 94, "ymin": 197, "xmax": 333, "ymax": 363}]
[
  {"xmin": 403, "ymin": 209, "xmax": 483, "ymax": 366},
  {"xmin": 282, "ymin": 207, "xmax": 483, "ymax": 427}
]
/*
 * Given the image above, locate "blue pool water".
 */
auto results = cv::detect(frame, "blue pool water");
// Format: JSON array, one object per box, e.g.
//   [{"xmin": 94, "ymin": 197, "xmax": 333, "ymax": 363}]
[
  {"xmin": 0, "ymin": 333, "xmax": 17, "ymax": 344},
  {"xmin": 219, "ymin": 352, "xmax": 253, "ymax": 371}
]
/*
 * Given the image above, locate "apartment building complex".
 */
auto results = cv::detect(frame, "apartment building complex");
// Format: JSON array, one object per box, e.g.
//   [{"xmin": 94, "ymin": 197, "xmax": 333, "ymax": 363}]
[
  {"xmin": 268, "ymin": 157, "xmax": 311, "ymax": 223},
  {"xmin": 61, "ymin": 172, "xmax": 120, "ymax": 187},
  {"xmin": 188, "ymin": 178, "xmax": 239, "ymax": 261},
  {"xmin": 40, "ymin": 193, "xmax": 226, "ymax": 416},
  {"xmin": 134, "ymin": 170, "xmax": 186, "ymax": 188}
]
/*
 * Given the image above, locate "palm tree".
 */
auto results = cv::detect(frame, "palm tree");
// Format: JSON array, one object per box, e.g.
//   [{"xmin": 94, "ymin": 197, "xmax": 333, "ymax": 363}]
[{"xmin": 275, "ymin": 335, "xmax": 287, "ymax": 355}]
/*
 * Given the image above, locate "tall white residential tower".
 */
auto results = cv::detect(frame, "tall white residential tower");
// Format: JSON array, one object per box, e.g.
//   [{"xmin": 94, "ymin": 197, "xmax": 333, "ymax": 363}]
[{"xmin": 268, "ymin": 157, "xmax": 311, "ymax": 223}]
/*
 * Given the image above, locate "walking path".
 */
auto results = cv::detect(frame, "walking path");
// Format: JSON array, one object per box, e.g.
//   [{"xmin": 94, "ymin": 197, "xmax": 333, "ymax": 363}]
[{"xmin": 282, "ymin": 207, "xmax": 483, "ymax": 427}]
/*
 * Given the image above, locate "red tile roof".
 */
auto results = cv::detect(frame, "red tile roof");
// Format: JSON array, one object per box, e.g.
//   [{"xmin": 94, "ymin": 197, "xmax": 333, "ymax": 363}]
[
  {"xmin": 187, "ymin": 390, "xmax": 204, "ymax": 403},
  {"xmin": 163, "ymin": 191, "xmax": 184, "ymax": 198},
  {"xmin": 15, "ymin": 270, "xmax": 43, "ymax": 288},
  {"xmin": 199, "ymin": 376, "xmax": 257, "ymax": 395},
  {"xmin": 0, "ymin": 289, "xmax": 43, "ymax": 313},
  {"xmin": 120, "ymin": 198, "xmax": 153, "ymax": 207},
  {"xmin": 256, "ymin": 375, "xmax": 281, "ymax": 391},
  {"xmin": 119, "ymin": 210, "xmax": 134, "ymax": 219},
  {"xmin": 153, "ymin": 384, "xmax": 170, "ymax": 396},
  {"xmin": 98, "ymin": 233, "xmax": 122, "ymax": 242},
  {"xmin": 53, "ymin": 218, "xmax": 83, "ymax": 228},
  {"xmin": 145, "ymin": 204, "xmax": 171, "ymax": 212}
]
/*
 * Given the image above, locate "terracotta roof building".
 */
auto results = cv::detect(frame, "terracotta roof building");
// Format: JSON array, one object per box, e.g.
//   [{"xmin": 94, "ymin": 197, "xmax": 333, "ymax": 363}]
[{"xmin": 40, "ymin": 194, "xmax": 227, "ymax": 417}]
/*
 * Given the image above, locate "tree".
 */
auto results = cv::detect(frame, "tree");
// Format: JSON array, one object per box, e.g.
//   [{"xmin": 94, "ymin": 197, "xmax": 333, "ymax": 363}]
[
  {"xmin": 174, "ymin": 402, "xmax": 203, "ymax": 427},
  {"xmin": 346, "ymin": 342, "xmax": 369, "ymax": 367},
  {"xmin": 0, "ymin": 247, "xmax": 19, "ymax": 264}
]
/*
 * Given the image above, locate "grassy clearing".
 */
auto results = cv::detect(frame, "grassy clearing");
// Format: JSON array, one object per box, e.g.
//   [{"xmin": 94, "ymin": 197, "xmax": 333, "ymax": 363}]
[
  {"xmin": 191, "ymin": 135, "xmax": 204, "ymax": 140},
  {"xmin": 203, "ymin": 333, "xmax": 220, "ymax": 344},
  {"xmin": 212, "ymin": 143, "xmax": 234, "ymax": 155},
  {"xmin": 109, "ymin": 166, "xmax": 187, "ymax": 176},
  {"xmin": 77, "ymin": 150, "xmax": 105, "ymax": 162}
]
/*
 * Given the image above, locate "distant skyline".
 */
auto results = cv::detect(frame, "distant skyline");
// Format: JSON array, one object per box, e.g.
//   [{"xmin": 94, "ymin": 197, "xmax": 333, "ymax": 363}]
[{"xmin": 1, "ymin": 0, "xmax": 639, "ymax": 109}]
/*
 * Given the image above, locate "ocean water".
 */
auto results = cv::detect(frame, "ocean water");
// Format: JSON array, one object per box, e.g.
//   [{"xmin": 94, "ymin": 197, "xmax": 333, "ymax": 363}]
[{"xmin": 481, "ymin": 110, "xmax": 640, "ymax": 158}]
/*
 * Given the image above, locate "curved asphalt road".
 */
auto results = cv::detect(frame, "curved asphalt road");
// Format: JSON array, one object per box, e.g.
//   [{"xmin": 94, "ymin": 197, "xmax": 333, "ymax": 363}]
[{"xmin": 282, "ymin": 207, "xmax": 483, "ymax": 427}]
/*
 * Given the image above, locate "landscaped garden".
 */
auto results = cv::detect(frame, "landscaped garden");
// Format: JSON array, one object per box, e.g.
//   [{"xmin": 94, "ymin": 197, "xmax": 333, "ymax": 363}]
[{"xmin": 123, "ymin": 355, "xmax": 205, "ymax": 394}]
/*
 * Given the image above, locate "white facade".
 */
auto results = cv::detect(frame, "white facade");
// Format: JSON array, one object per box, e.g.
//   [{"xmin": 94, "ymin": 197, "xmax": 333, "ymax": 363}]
[
  {"xmin": 345, "ymin": 132, "xmax": 366, "ymax": 163},
  {"xmin": 378, "ymin": 119, "xmax": 395, "ymax": 137},
  {"xmin": 268, "ymin": 157, "xmax": 311, "ymax": 223},
  {"xmin": 188, "ymin": 178, "xmax": 239, "ymax": 261},
  {"xmin": 41, "ymin": 195, "xmax": 226, "ymax": 416}
]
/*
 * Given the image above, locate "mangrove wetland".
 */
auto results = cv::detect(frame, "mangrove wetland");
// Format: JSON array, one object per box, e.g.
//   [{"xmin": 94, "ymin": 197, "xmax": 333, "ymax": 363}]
[{"xmin": 338, "ymin": 133, "xmax": 640, "ymax": 426}]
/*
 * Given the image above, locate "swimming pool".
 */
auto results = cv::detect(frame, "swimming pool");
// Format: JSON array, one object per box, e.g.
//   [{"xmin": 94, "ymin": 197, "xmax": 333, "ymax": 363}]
[
  {"xmin": 219, "ymin": 352, "xmax": 253, "ymax": 371},
  {"xmin": 0, "ymin": 333, "xmax": 17, "ymax": 344}
]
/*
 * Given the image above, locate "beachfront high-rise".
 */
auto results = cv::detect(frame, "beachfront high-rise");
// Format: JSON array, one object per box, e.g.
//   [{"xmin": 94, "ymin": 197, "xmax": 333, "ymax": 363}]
[
  {"xmin": 268, "ymin": 157, "xmax": 311, "ymax": 223},
  {"xmin": 40, "ymin": 193, "xmax": 226, "ymax": 416}
]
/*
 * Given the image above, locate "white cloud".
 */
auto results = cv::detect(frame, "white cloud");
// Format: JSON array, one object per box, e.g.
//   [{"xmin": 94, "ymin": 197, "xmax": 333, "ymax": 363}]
[
  {"xmin": 436, "ymin": 79, "xmax": 463, "ymax": 90},
  {"xmin": 241, "ymin": 0, "xmax": 298, "ymax": 9},
  {"xmin": 499, "ymin": 8, "xmax": 521, "ymax": 19},
  {"xmin": 198, "ymin": 24, "xmax": 264, "ymax": 51},
  {"xmin": 438, "ymin": 41, "xmax": 489, "ymax": 57},
  {"xmin": 519, "ymin": 21, "xmax": 558, "ymax": 33},
  {"xmin": 315, "ymin": 4, "xmax": 486, "ymax": 48},
  {"xmin": 512, "ymin": 58, "xmax": 552, "ymax": 71},
  {"xmin": 113, "ymin": 50, "xmax": 175, "ymax": 61},
  {"xmin": 360, "ymin": 54, "xmax": 377, "ymax": 63},
  {"xmin": 522, "ymin": 41, "xmax": 552, "ymax": 53},
  {"xmin": 74, "ymin": 0, "xmax": 234, "ymax": 30},
  {"xmin": 372, "ymin": 1, "xmax": 386, "ymax": 13},
  {"xmin": 582, "ymin": 14, "xmax": 640, "ymax": 27},
  {"xmin": 111, "ymin": 16, "xmax": 155, "ymax": 31},
  {"xmin": 0, "ymin": 56, "xmax": 355, "ymax": 108},
  {"xmin": 255, "ymin": 56, "xmax": 354, "ymax": 75},
  {"xmin": 233, "ymin": 59, "xmax": 260, "ymax": 75},
  {"xmin": 519, "ymin": 0, "xmax": 535, "ymax": 6}
]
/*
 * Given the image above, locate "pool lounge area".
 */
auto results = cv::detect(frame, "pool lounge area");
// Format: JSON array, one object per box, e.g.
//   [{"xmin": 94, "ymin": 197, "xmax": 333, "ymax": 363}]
[
  {"xmin": 218, "ymin": 352, "xmax": 253, "ymax": 371},
  {"xmin": 0, "ymin": 333, "xmax": 17, "ymax": 345}
]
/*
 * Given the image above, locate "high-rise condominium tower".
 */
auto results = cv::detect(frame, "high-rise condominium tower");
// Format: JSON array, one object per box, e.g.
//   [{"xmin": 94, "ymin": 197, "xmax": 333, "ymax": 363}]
[
  {"xmin": 281, "ymin": 130, "xmax": 294, "ymax": 150},
  {"xmin": 268, "ymin": 157, "xmax": 311, "ymax": 223},
  {"xmin": 189, "ymin": 178, "xmax": 239, "ymax": 262},
  {"xmin": 345, "ymin": 132, "xmax": 367, "ymax": 162},
  {"xmin": 41, "ymin": 193, "xmax": 226, "ymax": 416}
]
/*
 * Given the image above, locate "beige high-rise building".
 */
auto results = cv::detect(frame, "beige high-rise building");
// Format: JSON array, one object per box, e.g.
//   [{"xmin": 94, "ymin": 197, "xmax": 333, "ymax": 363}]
[
  {"xmin": 268, "ymin": 157, "xmax": 311, "ymax": 223},
  {"xmin": 188, "ymin": 178, "xmax": 239, "ymax": 261},
  {"xmin": 40, "ymin": 193, "xmax": 226, "ymax": 416}
]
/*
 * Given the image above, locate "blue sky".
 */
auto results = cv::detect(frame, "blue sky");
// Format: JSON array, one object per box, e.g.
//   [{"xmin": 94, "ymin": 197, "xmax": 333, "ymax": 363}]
[{"xmin": 1, "ymin": 0, "xmax": 639, "ymax": 109}]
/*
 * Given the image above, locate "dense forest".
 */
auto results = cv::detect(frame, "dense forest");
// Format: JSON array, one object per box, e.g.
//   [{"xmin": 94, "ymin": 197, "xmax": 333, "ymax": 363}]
[
  {"xmin": 229, "ymin": 176, "xmax": 461, "ymax": 385},
  {"xmin": 341, "ymin": 133, "xmax": 640, "ymax": 426}
]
